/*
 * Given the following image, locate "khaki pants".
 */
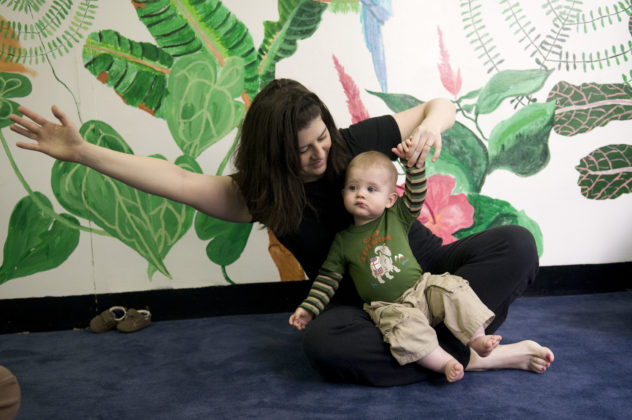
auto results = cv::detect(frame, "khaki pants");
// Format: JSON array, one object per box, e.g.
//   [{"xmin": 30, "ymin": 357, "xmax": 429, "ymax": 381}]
[{"xmin": 364, "ymin": 272, "xmax": 494, "ymax": 365}]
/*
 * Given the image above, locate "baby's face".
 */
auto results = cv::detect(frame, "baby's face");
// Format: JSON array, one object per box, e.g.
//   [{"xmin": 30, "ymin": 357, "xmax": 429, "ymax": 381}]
[{"xmin": 343, "ymin": 166, "xmax": 396, "ymax": 225}]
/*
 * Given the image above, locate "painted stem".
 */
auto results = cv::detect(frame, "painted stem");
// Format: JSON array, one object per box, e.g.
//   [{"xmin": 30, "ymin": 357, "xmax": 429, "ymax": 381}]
[
  {"xmin": 221, "ymin": 265, "xmax": 235, "ymax": 285},
  {"xmin": 455, "ymin": 101, "xmax": 487, "ymax": 141},
  {"xmin": 0, "ymin": 130, "xmax": 108, "ymax": 237},
  {"xmin": 29, "ymin": 7, "xmax": 84, "ymax": 125}
]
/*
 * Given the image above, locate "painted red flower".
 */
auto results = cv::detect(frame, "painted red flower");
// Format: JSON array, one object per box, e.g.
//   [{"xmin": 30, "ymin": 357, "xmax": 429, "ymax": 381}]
[{"xmin": 397, "ymin": 174, "xmax": 473, "ymax": 244}]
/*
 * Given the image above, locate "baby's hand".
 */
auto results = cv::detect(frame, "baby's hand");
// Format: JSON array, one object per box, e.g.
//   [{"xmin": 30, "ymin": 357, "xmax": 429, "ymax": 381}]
[
  {"xmin": 289, "ymin": 307, "xmax": 314, "ymax": 331},
  {"xmin": 392, "ymin": 138, "xmax": 414, "ymax": 165}
]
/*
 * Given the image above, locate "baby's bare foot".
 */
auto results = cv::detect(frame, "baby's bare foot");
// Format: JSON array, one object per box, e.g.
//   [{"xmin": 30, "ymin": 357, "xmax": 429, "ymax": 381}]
[
  {"xmin": 469, "ymin": 334, "xmax": 502, "ymax": 357},
  {"xmin": 444, "ymin": 359, "xmax": 464, "ymax": 382}
]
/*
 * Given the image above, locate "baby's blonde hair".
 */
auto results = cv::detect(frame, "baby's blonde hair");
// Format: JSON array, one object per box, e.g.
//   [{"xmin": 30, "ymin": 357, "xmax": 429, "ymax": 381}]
[{"xmin": 346, "ymin": 151, "xmax": 398, "ymax": 191}]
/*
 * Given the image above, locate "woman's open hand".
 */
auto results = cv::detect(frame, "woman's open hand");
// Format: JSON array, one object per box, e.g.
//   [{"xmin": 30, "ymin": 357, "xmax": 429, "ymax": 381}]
[
  {"xmin": 392, "ymin": 122, "xmax": 442, "ymax": 167},
  {"xmin": 9, "ymin": 105, "xmax": 85, "ymax": 162}
]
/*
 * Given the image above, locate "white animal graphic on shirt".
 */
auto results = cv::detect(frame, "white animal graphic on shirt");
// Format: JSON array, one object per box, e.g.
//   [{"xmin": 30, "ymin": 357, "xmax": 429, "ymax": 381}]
[{"xmin": 369, "ymin": 245, "xmax": 401, "ymax": 283}]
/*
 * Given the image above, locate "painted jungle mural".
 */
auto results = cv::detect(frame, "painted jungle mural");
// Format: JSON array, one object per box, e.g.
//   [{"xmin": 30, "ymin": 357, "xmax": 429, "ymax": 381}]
[{"xmin": 0, "ymin": 0, "xmax": 630, "ymax": 291}]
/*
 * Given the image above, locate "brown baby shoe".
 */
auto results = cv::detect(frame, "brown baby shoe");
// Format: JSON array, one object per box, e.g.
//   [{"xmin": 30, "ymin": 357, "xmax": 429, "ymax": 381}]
[
  {"xmin": 116, "ymin": 309, "xmax": 151, "ymax": 333},
  {"xmin": 89, "ymin": 306, "xmax": 127, "ymax": 333}
]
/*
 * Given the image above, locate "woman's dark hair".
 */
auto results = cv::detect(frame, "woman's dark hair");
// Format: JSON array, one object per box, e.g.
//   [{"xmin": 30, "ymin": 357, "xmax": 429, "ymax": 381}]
[{"xmin": 233, "ymin": 79, "xmax": 349, "ymax": 236}]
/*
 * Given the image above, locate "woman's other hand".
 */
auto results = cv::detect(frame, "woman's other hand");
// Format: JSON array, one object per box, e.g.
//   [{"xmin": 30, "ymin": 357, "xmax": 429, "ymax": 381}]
[{"xmin": 9, "ymin": 105, "xmax": 85, "ymax": 162}]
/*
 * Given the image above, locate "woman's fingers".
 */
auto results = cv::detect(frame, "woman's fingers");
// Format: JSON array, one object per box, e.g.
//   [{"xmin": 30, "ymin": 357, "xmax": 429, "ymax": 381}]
[
  {"xmin": 409, "ymin": 131, "xmax": 443, "ymax": 166},
  {"xmin": 9, "ymin": 114, "xmax": 41, "ymax": 135},
  {"xmin": 391, "ymin": 143, "xmax": 405, "ymax": 159},
  {"xmin": 406, "ymin": 137, "xmax": 426, "ymax": 166},
  {"xmin": 51, "ymin": 105, "xmax": 71, "ymax": 126},
  {"xmin": 430, "ymin": 138, "xmax": 442, "ymax": 162},
  {"xmin": 9, "ymin": 123, "xmax": 38, "ymax": 140},
  {"xmin": 16, "ymin": 106, "xmax": 49, "ymax": 126}
]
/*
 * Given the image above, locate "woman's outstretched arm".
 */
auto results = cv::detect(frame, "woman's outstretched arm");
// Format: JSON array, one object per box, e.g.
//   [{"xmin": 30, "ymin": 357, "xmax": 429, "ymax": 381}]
[
  {"xmin": 391, "ymin": 98, "xmax": 456, "ymax": 166},
  {"xmin": 9, "ymin": 105, "xmax": 252, "ymax": 223}
]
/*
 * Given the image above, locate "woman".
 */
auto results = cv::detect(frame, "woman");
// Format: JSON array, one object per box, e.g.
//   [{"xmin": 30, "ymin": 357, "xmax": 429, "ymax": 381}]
[{"xmin": 9, "ymin": 79, "xmax": 551, "ymax": 386}]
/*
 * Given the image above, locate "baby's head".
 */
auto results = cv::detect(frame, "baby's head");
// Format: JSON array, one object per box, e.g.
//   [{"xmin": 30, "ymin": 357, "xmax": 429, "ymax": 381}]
[
  {"xmin": 343, "ymin": 152, "xmax": 399, "ymax": 225},
  {"xmin": 346, "ymin": 151, "xmax": 398, "ymax": 189}
]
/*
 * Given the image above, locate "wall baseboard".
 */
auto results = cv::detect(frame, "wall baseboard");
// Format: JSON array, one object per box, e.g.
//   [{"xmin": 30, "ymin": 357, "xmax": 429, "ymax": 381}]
[{"xmin": 1, "ymin": 262, "xmax": 630, "ymax": 334}]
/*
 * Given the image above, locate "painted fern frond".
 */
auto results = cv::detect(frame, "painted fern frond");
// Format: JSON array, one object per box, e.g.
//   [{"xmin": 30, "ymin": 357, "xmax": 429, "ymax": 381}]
[
  {"xmin": 537, "ymin": 0, "xmax": 582, "ymax": 70},
  {"xmin": 460, "ymin": 0, "xmax": 504, "ymax": 73},
  {"xmin": 575, "ymin": 1, "xmax": 632, "ymax": 33},
  {"xmin": 623, "ymin": 68, "xmax": 632, "ymax": 87},
  {"xmin": 0, "ymin": 0, "xmax": 45, "ymax": 13},
  {"xmin": 500, "ymin": 0, "xmax": 543, "ymax": 67},
  {"xmin": 0, "ymin": 0, "xmax": 97, "ymax": 65},
  {"xmin": 550, "ymin": 40, "xmax": 632, "ymax": 71}
]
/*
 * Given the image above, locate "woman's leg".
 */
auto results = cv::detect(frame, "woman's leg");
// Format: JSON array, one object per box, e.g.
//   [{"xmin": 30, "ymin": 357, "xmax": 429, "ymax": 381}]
[
  {"xmin": 413, "ymin": 224, "xmax": 539, "ymax": 333},
  {"xmin": 302, "ymin": 224, "xmax": 538, "ymax": 386},
  {"xmin": 409, "ymin": 223, "xmax": 538, "ymax": 369},
  {"xmin": 302, "ymin": 304, "xmax": 437, "ymax": 386}
]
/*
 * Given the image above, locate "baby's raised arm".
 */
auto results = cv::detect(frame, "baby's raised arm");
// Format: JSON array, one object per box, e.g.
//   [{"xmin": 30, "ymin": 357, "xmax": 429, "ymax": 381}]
[{"xmin": 9, "ymin": 106, "xmax": 252, "ymax": 223}]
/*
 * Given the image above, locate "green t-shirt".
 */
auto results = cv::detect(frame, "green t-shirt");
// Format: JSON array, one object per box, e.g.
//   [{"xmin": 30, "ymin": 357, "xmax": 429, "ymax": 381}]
[
  {"xmin": 322, "ymin": 199, "xmax": 422, "ymax": 303},
  {"xmin": 300, "ymin": 161, "xmax": 427, "ymax": 316}
]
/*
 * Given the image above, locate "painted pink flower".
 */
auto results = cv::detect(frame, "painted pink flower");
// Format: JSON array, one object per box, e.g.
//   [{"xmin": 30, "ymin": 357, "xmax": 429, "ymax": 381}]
[
  {"xmin": 397, "ymin": 174, "xmax": 473, "ymax": 244},
  {"xmin": 333, "ymin": 54, "xmax": 370, "ymax": 123},
  {"xmin": 437, "ymin": 26, "xmax": 462, "ymax": 100}
]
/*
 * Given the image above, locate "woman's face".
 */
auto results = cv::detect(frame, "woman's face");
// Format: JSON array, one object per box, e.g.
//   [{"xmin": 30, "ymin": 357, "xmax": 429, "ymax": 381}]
[{"xmin": 297, "ymin": 116, "xmax": 331, "ymax": 182}]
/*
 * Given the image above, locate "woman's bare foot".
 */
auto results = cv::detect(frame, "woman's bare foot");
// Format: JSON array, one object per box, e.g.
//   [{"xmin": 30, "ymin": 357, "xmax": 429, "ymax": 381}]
[
  {"xmin": 466, "ymin": 339, "xmax": 554, "ymax": 373},
  {"xmin": 444, "ymin": 359, "xmax": 464, "ymax": 382},
  {"xmin": 469, "ymin": 334, "xmax": 502, "ymax": 357}
]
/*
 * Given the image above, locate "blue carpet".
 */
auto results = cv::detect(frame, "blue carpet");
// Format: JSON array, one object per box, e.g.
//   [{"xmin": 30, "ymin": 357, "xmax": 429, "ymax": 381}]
[{"xmin": 1, "ymin": 292, "xmax": 631, "ymax": 419}]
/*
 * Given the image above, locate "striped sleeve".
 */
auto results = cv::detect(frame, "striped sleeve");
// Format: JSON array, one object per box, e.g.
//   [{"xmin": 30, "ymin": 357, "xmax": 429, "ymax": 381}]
[
  {"xmin": 299, "ymin": 270, "xmax": 343, "ymax": 316},
  {"xmin": 400, "ymin": 159, "xmax": 427, "ymax": 217}
]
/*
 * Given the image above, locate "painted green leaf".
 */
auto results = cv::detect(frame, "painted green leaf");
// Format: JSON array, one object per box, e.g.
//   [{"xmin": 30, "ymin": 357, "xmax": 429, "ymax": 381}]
[
  {"xmin": 82, "ymin": 30, "xmax": 173, "ymax": 116},
  {"xmin": 366, "ymin": 91, "xmax": 488, "ymax": 193},
  {"xmin": 258, "ymin": 0, "xmax": 328, "ymax": 90},
  {"xmin": 427, "ymin": 121, "xmax": 489, "ymax": 193},
  {"xmin": 0, "ymin": 72, "xmax": 32, "ymax": 128},
  {"xmin": 146, "ymin": 154, "xmax": 203, "ymax": 279},
  {"xmin": 134, "ymin": 0, "xmax": 259, "ymax": 99},
  {"xmin": 0, "ymin": 193, "xmax": 80, "ymax": 284},
  {"xmin": 488, "ymin": 101, "xmax": 556, "ymax": 176},
  {"xmin": 366, "ymin": 90, "xmax": 422, "ymax": 112},
  {"xmin": 460, "ymin": 88, "xmax": 481, "ymax": 101},
  {"xmin": 548, "ymin": 81, "xmax": 632, "ymax": 136},
  {"xmin": 194, "ymin": 213, "xmax": 253, "ymax": 267},
  {"xmin": 455, "ymin": 193, "xmax": 543, "ymax": 257},
  {"xmin": 575, "ymin": 144, "xmax": 632, "ymax": 200},
  {"xmin": 476, "ymin": 69, "xmax": 553, "ymax": 115},
  {"xmin": 50, "ymin": 120, "xmax": 201, "ymax": 279},
  {"xmin": 163, "ymin": 54, "xmax": 245, "ymax": 158}
]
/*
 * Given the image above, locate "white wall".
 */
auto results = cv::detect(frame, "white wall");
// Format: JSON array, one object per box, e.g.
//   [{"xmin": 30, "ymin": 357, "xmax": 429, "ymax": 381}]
[{"xmin": 1, "ymin": 0, "xmax": 630, "ymax": 299}]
